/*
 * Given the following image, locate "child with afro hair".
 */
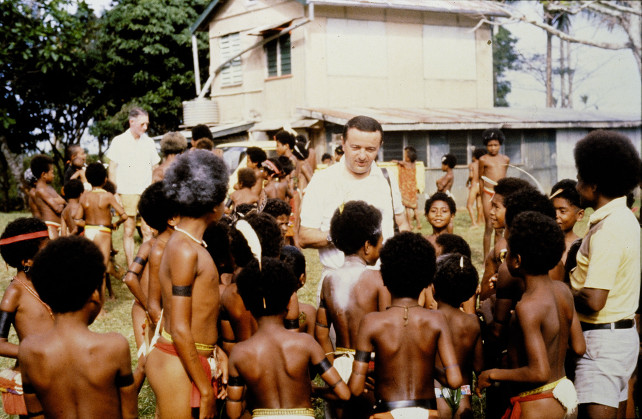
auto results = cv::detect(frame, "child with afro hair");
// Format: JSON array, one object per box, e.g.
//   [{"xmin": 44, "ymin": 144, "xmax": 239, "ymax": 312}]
[
  {"xmin": 349, "ymin": 232, "xmax": 462, "ymax": 418},
  {"xmin": 19, "ymin": 236, "xmax": 144, "ymax": 418},
  {"xmin": 263, "ymin": 198, "xmax": 292, "ymax": 239},
  {"xmin": 424, "ymin": 192, "xmax": 457, "ymax": 247},
  {"xmin": 280, "ymin": 245, "xmax": 316, "ymax": 336},
  {"xmin": 30, "ymin": 154, "xmax": 66, "ymax": 239},
  {"xmin": 146, "ymin": 150, "xmax": 229, "ymax": 418},
  {"xmin": 436, "ymin": 154, "xmax": 457, "ymax": 196},
  {"xmin": 0, "ymin": 218, "xmax": 52, "ymax": 417},
  {"xmin": 432, "ymin": 253, "xmax": 483, "ymax": 419},
  {"xmin": 226, "ymin": 257, "xmax": 350, "ymax": 418},
  {"xmin": 227, "ymin": 168, "xmax": 259, "ymax": 213},
  {"xmin": 477, "ymin": 212, "xmax": 585, "ymax": 419},
  {"xmin": 60, "ymin": 179, "xmax": 84, "ymax": 236}
]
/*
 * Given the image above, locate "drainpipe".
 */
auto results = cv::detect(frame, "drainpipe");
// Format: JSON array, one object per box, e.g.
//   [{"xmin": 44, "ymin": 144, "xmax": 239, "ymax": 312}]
[{"xmin": 192, "ymin": 35, "xmax": 202, "ymax": 96}]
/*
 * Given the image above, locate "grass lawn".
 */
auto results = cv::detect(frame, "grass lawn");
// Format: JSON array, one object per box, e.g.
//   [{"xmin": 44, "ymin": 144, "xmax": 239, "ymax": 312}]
[{"xmin": 0, "ymin": 208, "xmax": 591, "ymax": 419}]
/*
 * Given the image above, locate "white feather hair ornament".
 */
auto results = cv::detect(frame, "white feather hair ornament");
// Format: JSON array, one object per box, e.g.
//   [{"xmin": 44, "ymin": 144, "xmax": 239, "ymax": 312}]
[{"xmin": 235, "ymin": 219, "xmax": 262, "ymax": 270}]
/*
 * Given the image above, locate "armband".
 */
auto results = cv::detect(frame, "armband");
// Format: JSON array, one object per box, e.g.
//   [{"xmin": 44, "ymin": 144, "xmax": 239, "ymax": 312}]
[
  {"xmin": 23, "ymin": 383, "xmax": 36, "ymax": 394},
  {"xmin": 315, "ymin": 321, "xmax": 329, "ymax": 329},
  {"xmin": 312, "ymin": 358, "xmax": 332, "ymax": 377},
  {"xmin": 228, "ymin": 375, "xmax": 245, "ymax": 387},
  {"xmin": 27, "ymin": 410, "xmax": 44, "ymax": 418},
  {"xmin": 126, "ymin": 270, "xmax": 140, "ymax": 277},
  {"xmin": 133, "ymin": 256, "xmax": 147, "ymax": 267},
  {"xmin": 354, "ymin": 350, "xmax": 371, "ymax": 363},
  {"xmin": 172, "ymin": 285, "xmax": 192, "ymax": 297},
  {"xmin": 284, "ymin": 318, "xmax": 299, "ymax": 330},
  {"xmin": 0, "ymin": 310, "xmax": 15, "ymax": 339},
  {"xmin": 115, "ymin": 372, "xmax": 134, "ymax": 387},
  {"xmin": 328, "ymin": 379, "xmax": 341, "ymax": 389}
]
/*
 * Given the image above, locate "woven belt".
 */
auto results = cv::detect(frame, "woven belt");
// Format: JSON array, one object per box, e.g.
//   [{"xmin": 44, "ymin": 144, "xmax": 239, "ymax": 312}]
[{"xmin": 580, "ymin": 319, "xmax": 634, "ymax": 331}]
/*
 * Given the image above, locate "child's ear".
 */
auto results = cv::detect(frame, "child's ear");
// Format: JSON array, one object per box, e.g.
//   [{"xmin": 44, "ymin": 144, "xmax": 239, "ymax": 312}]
[
  {"xmin": 167, "ymin": 216, "xmax": 180, "ymax": 227},
  {"xmin": 299, "ymin": 273, "xmax": 306, "ymax": 287},
  {"xmin": 576, "ymin": 208, "xmax": 585, "ymax": 221}
]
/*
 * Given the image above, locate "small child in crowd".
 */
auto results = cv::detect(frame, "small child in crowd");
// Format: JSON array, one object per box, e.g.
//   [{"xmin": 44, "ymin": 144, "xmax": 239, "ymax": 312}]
[
  {"xmin": 349, "ymin": 232, "xmax": 462, "ymax": 418},
  {"xmin": 477, "ymin": 212, "xmax": 585, "ymax": 419},
  {"xmin": 263, "ymin": 198, "xmax": 292, "ymax": 239},
  {"xmin": 424, "ymin": 192, "xmax": 457, "ymax": 247},
  {"xmin": 228, "ymin": 168, "xmax": 260, "ymax": 211},
  {"xmin": 280, "ymin": 245, "xmax": 316, "ymax": 336},
  {"xmin": 63, "ymin": 144, "xmax": 88, "ymax": 186},
  {"xmin": 0, "ymin": 218, "xmax": 53, "ymax": 417},
  {"xmin": 30, "ymin": 155, "xmax": 66, "ymax": 239},
  {"xmin": 60, "ymin": 179, "xmax": 84, "ymax": 236},
  {"xmin": 76, "ymin": 162, "xmax": 128, "ymax": 299},
  {"xmin": 466, "ymin": 148, "xmax": 486, "ymax": 227},
  {"xmin": 395, "ymin": 146, "xmax": 422, "ymax": 231},
  {"xmin": 226, "ymin": 258, "xmax": 350, "ymax": 419},
  {"xmin": 436, "ymin": 153, "xmax": 457, "ymax": 196},
  {"xmin": 433, "ymin": 253, "xmax": 482, "ymax": 419},
  {"xmin": 18, "ymin": 236, "xmax": 144, "ymax": 418},
  {"xmin": 549, "ymin": 179, "xmax": 585, "ymax": 281}
]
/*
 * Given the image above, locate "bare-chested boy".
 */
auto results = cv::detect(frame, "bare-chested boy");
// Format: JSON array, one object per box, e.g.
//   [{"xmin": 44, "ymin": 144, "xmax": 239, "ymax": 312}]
[
  {"xmin": 436, "ymin": 153, "xmax": 456, "ymax": 195},
  {"xmin": 226, "ymin": 258, "xmax": 350, "ymax": 419},
  {"xmin": 549, "ymin": 179, "xmax": 585, "ymax": 282},
  {"xmin": 432, "ymin": 254, "xmax": 483, "ymax": 419},
  {"xmin": 220, "ymin": 213, "xmax": 283, "ymax": 355},
  {"xmin": 60, "ymin": 179, "xmax": 84, "ymax": 236},
  {"xmin": 18, "ymin": 236, "xmax": 144, "ymax": 419},
  {"xmin": 30, "ymin": 155, "xmax": 66, "ymax": 239},
  {"xmin": 477, "ymin": 212, "xmax": 585, "ymax": 419},
  {"xmin": 153, "ymin": 131, "xmax": 187, "ymax": 182},
  {"xmin": 281, "ymin": 245, "xmax": 316, "ymax": 336},
  {"xmin": 478, "ymin": 129, "xmax": 510, "ymax": 259},
  {"xmin": 245, "ymin": 147, "xmax": 268, "ymax": 197},
  {"xmin": 0, "ymin": 218, "xmax": 52, "ymax": 417},
  {"xmin": 75, "ymin": 162, "xmax": 128, "ymax": 299},
  {"xmin": 349, "ymin": 232, "xmax": 462, "ymax": 418},
  {"xmin": 145, "ymin": 150, "xmax": 228, "ymax": 419},
  {"xmin": 465, "ymin": 148, "xmax": 486, "ymax": 227},
  {"xmin": 228, "ymin": 168, "xmax": 260, "ymax": 212}
]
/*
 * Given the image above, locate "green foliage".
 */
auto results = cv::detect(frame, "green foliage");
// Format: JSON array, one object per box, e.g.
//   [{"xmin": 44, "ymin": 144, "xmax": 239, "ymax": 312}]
[
  {"xmin": 492, "ymin": 26, "xmax": 521, "ymax": 107},
  {"xmin": 90, "ymin": 0, "xmax": 211, "ymax": 147}
]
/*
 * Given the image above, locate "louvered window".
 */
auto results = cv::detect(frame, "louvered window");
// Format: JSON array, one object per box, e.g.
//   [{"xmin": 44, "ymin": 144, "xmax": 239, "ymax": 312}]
[
  {"xmin": 265, "ymin": 34, "xmax": 291, "ymax": 78},
  {"xmin": 220, "ymin": 33, "xmax": 242, "ymax": 87}
]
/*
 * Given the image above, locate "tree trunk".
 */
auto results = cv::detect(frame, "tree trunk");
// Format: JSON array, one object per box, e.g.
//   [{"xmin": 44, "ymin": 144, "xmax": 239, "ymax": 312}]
[{"xmin": 0, "ymin": 136, "xmax": 26, "ymax": 205}]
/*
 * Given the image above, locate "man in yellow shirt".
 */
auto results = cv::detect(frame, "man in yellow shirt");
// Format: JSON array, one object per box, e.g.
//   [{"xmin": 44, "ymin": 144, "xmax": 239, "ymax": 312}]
[{"xmin": 570, "ymin": 130, "xmax": 641, "ymax": 419}]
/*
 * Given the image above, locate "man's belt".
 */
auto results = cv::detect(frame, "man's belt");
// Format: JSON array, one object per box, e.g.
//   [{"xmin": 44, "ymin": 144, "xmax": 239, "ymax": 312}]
[{"xmin": 580, "ymin": 319, "xmax": 634, "ymax": 331}]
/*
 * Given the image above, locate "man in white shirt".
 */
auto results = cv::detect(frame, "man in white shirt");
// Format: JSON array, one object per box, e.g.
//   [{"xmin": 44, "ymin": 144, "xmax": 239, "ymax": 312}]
[
  {"xmin": 299, "ymin": 115, "xmax": 410, "ymax": 272},
  {"xmin": 105, "ymin": 107, "xmax": 160, "ymax": 267}
]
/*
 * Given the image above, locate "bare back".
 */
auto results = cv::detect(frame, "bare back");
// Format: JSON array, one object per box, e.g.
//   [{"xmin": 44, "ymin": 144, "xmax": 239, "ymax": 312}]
[
  {"xmin": 320, "ymin": 262, "xmax": 387, "ymax": 349},
  {"xmin": 436, "ymin": 304, "xmax": 482, "ymax": 385},
  {"xmin": 79, "ymin": 189, "xmax": 120, "ymax": 226},
  {"xmin": 34, "ymin": 182, "xmax": 64, "ymax": 223}
]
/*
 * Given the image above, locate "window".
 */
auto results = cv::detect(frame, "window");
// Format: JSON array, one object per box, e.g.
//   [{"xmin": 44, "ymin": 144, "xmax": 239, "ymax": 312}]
[
  {"xmin": 220, "ymin": 33, "xmax": 242, "ymax": 87},
  {"xmin": 265, "ymin": 33, "xmax": 291, "ymax": 78},
  {"xmin": 429, "ymin": 131, "xmax": 467, "ymax": 168}
]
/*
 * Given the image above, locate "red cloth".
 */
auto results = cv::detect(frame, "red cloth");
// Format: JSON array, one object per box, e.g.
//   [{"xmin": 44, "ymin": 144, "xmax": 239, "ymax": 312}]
[
  {"xmin": 1, "ymin": 391, "xmax": 27, "ymax": 416},
  {"xmin": 501, "ymin": 392, "xmax": 555, "ymax": 419},
  {"xmin": 154, "ymin": 341, "xmax": 217, "ymax": 408}
]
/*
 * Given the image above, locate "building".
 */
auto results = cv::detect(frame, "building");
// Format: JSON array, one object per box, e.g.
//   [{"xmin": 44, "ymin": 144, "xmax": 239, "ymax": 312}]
[{"xmin": 190, "ymin": 0, "xmax": 641, "ymax": 204}]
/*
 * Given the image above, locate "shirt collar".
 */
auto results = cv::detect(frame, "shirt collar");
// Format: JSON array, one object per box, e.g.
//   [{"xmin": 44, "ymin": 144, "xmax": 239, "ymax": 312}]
[
  {"xmin": 588, "ymin": 196, "xmax": 627, "ymax": 226},
  {"xmin": 339, "ymin": 158, "xmax": 381, "ymax": 180}
]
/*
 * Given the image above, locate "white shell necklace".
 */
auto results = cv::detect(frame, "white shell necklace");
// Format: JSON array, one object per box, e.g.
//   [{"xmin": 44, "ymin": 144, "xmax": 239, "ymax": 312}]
[{"xmin": 174, "ymin": 226, "xmax": 207, "ymax": 248}]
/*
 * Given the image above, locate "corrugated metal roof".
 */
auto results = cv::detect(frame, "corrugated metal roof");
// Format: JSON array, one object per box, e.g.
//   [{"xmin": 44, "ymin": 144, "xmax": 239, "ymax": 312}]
[
  {"xmin": 307, "ymin": 0, "xmax": 509, "ymax": 16},
  {"xmin": 297, "ymin": 107, "xmax": 642, "ymax": 131}
]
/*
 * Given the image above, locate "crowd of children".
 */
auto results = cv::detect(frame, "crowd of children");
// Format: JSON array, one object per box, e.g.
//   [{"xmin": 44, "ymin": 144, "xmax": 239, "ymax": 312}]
[{"xmin": 0, "ymin": 127, "xmax": 640, "ymax": 419}]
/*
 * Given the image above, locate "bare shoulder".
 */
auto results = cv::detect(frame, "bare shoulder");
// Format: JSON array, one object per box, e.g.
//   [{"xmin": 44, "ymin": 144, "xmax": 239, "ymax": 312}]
[
  {"xmin": 360, "ymin": 268, "xmax": 383, "ymax": 285},
  {"xmin": 0, "ymin": 282, "xmax": 21, "ymax": 311}
]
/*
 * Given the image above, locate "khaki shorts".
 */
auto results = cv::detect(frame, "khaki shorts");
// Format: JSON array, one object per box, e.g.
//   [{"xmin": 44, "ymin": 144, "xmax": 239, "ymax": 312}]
[{"xmin": 120, "ymin": 194, "xmax": 140, "ymax": 217}]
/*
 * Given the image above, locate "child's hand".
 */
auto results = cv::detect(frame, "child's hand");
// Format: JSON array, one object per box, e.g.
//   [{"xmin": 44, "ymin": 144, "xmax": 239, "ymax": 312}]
[
  {"xmin": 476, "ymin": 370, "xmax": 494, "ymax": 396},
  {"xmin": 488, "ymin": 274, "xmax": 498, "ymax": 290},
  {"xmin": 199, "ymin": 391, "xmax": 217, "ymax": 419}
]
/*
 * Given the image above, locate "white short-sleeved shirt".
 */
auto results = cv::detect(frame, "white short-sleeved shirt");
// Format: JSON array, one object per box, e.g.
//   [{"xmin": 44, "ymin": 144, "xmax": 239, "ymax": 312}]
[
  {"xmin": 300, "ymin": 159, "xmax": 404, "ymax": 270},
  {"xmin": 105, "ymin": 129, "xmax": 160, "ymax": 195}
]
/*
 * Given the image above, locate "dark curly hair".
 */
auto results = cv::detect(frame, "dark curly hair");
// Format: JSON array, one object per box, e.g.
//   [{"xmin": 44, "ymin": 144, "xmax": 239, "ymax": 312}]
[
  {"xmin": 85, "ymin": 162, "xmax": 107, "ymax": 187},
  {"xmin": 330, "ymin": 201, "xmax": 382, "ymax": 256},
  {"xmin": 277, "ymin": 156, "xmax": 294, "ymax": 176},
  {"xmin": 424, "ymin": 192, "xmax": 456, "ymax": 215},
  {"xmin": 263, "ymin": 198, "xmax": 291, "ymax": 218},
  {"xmin": 191, "ymin": 124, "xmax": 213, "ymax": 142},
  {"xmin": 138, "ymin": 182, "xmax": 177, "ymax": 233},
  {"xmin": 433, "ymin": 253, "xmax": 478, "ymax": 307},
  {"xmin": 441, "ymin": 154, "xmax": 457, "ymax": 168},
  {"xmin": 482, "ymin": 128, "xmax": 505, "ymax": 145},
  {"xmin": 237, "ymin": 168, "xmax": 257, "ymax": 189},
  {"xmin": 435, "ymin": 234, "xmax": 471, "ymax": 258},
  {"xmin": 203, "ymin": 221, "xmax": 233, "ymax": 275},
  {"xmin": 32, "ymin": 236, "xmax": 105, "ymax": 313},
  {"xmin": 163, "ymin": 150, "xmax": 229, "ymax": 218},
  {"xmin": 508, "ymin": 211, "xmax": 565, "ymax": 275},
  {"xmin": 160, "ymin": 132, "xmax": 187, "ymax": 156},
  {"xmin": 229, "ymin": 212, "xmax": 282, "ymax": 268},
  {"xmin": 574, "ymin": 130, "xmax": 641, "ymax": 198},
  {"xmin": 472, "ymin": 148, "xmax": 487, "ymax": 160},
  {"xmin": 246, "ymin": 147, "xmax": 267, "ymax": 166},
  {"xmin": 0, "ymin": 218, "xmax": 48, "ymax": 269},
  {"xmin": 237, "ymin": 257, "xmax": 298, "ymax": 318},
  {"xmin": 550, "ymin": 179, "xmax": 583, "ymax": 209},
  {"xmin": 493, "ymin": 177, "xmax": 534, "ymax": 199},
  {"xmin": 62, "ymin": 179, "xmax": 84, "ymax": 200},
  {"xmin": 380, "ymin": 232, "xmax": 435, "ymax": 298},
  {"xmin": 280, "ymin": 245, "xmax": 306, "ymax": 280},
  {"xmin": 504, "ymin": 188, "xmax": 556, "ymax": 229},
  {"xmin": 275, "ymin": 130, "xmax": 295, "ymax": 150},
  {"xmin": 30, "ymin": 155, "xmax": 53, "ymax": 180},
  {"xmin": 103, "ymin": 180, "xmax": 117, "ymax": 195},
  {"xmin": 292, "ymin": 137, "xmax": 310, "ymax": 161}
]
